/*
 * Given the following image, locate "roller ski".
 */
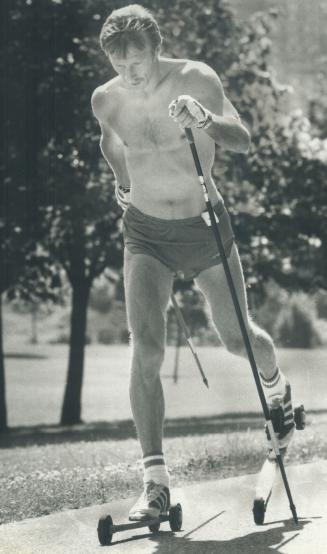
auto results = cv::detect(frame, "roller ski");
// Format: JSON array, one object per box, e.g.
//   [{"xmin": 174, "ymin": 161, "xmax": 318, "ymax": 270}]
[
  {"xmin": 97, "ymin": 481, "xmax": 183, "ymax": 545},
  {"xmin": 253, "ymin": 383, "xmax": 306, "ymax": 525}
]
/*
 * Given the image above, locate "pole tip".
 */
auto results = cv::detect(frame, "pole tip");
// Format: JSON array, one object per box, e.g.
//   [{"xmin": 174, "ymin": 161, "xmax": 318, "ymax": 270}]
[{"xmin": 291, "ymin": 505, "xmax": 298, "ymax": 524}]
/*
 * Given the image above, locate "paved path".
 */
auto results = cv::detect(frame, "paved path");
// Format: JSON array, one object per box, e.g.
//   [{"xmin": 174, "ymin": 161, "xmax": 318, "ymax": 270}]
[{"xmin": 1, "ymin": 461, "xmax": 326, "ymax": 554}]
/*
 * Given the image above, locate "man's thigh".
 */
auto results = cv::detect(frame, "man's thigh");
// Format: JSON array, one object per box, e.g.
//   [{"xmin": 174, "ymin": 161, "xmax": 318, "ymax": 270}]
[
  {"xmin": 195, "ymin": 243, "xmax": 250, "ymax": 335},
  {"xmin": 124, "ymin": 249, "xmax": 173, "ymax": 342}
]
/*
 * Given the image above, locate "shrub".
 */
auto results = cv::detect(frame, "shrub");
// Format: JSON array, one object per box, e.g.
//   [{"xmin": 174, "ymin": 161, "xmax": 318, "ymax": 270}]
[
  {"xmin": 275, "ymin": 294, "xmax": 322, "ymax": 348},
  {"xmin": 120, "ymin": 328, "xmax": 130, "ymax": 344},
  {"xmin": 50, "ymin": 332, "xmax": 91, "ymax": 345},
  {"xmin": 97, "ymin": 328, "xmax": 115, "ymax": 345},
  {"xmin": 316, "ymin": 290, "xmax": 327, "ymax": 320}
]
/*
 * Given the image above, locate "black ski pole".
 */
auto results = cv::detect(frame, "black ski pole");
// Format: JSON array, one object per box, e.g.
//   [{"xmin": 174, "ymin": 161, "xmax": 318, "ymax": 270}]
[
  {"xmin": 184, "ymin": 127, "xmax": 298, "ymax": 524},
  {"xmin": 170, "ymin": 293, "xmax": 209, "ymax": 388}
]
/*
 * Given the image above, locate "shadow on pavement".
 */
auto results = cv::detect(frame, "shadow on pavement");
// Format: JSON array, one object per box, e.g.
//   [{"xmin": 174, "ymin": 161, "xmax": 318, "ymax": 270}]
[{"xmin": 147, "ymin": 517, "xmax": 312, "ymax": 554}]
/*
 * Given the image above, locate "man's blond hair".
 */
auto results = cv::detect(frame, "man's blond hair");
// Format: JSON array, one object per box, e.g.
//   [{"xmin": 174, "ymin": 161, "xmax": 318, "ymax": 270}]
[{"xmin": 100, "ymin": 4, "xmax": 162, "ymax": 56}]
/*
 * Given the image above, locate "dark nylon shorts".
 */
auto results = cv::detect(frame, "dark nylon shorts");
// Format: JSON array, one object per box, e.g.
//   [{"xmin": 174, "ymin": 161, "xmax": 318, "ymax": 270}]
[{"xmin": 122, "ymin": 201, "xmax": 234, "ymax": 280}]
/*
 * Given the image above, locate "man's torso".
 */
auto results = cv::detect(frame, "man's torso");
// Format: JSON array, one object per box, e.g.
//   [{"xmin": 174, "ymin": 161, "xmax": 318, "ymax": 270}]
[{"xmin": 100, "ymin": 58, "xmax": 222, "ymax": 218}]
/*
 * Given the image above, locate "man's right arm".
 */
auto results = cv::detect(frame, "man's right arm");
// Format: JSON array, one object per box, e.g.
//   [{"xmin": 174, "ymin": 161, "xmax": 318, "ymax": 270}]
[{"xmin": 91, "ymin": 89, "xmax": 131, "ymax": 188}]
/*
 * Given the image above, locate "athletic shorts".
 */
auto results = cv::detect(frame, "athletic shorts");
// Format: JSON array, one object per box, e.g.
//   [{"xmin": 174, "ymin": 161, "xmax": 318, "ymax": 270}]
[{"xmin": 122, "ymin": 201, "xmax": 234, "ymax": 280}]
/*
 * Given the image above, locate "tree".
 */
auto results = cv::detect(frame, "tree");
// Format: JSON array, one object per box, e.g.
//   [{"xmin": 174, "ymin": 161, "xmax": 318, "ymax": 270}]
[
  {"xmin": 33, "ymin": 0, "xmax": 124, "ymax": 424},
  {"xmin": 0, "ymin": 0, "xmax": 39, "ymax": 430},
  {"xmin": 0, "ymin": 295, "xmax": 7, "ymax": 431},
  {"xmin": 3, "ymin": 0, "xmax": 124, "ymax": 425}
]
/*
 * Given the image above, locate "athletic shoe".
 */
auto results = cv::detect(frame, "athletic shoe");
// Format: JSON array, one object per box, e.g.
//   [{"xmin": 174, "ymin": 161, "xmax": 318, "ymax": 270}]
[{"xmin": 129, "ymin": 481, "xmax": 170, "ymax": 521}]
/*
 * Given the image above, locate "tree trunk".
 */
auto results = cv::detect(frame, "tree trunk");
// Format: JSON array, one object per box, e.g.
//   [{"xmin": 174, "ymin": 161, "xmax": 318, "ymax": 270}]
[
  {"xmin": 30, "ymin": 303, "xmax": 38, "ymax": 344},
  {"xmin": 0, "ymin": 294, "xmax": 8, "ymax": 432},
  {"xmin": 60, "ymin": 282, "xmax": 90, "ymax": 425}
]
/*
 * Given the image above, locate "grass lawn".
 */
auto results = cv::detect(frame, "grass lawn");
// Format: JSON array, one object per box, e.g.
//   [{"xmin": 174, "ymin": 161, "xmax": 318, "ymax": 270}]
[{"xmin": 3, "ymin": 344, "xmax": 327, "ymax": 426}]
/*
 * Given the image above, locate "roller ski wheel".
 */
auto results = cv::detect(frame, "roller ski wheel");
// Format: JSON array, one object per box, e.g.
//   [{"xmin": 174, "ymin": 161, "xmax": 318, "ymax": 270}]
[
  {"xmin": 148, "ymin": 521, "xmax": 161, "ymax": 533},
  {"xmin": 294, "ymin": 404, "xmax": 306, "ymax": 430},
  {"xmin": 252, "ymin": 498, "xmax": 266, "ymax": 525},
  {"xmin": 97, "ymin": 514, "xmax": 113, "ymax": 545},
  {"xmin": 169, "ymin": 503, "xmax": 183, "ymax": 532}
]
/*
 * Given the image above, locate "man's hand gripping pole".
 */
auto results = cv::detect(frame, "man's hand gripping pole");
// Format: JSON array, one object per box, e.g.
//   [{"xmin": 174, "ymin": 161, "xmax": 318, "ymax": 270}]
[{"xmin": 184, "ymin": 127, "xmax": 298, "ymax": 525}]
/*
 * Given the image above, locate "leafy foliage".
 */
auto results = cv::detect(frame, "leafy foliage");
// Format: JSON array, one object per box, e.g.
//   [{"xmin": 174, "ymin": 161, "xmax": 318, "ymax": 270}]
[
  {"xmin": 3, "ymin": 0, "xmax": 326, "ymax": 300},
  {"xmin": 275, "ymin": 294, "xmax": 322, "ymax": 348}
]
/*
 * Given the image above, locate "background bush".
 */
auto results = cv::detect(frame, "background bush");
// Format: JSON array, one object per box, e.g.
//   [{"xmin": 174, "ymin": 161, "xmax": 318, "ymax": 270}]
[{"xmin": 274, "ymin": 294, "xmax": 322, "ymax": 348}]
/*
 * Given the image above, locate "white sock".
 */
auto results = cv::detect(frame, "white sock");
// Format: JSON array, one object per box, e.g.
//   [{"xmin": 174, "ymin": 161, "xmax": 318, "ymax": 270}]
[
  {"xmin": 260, "ymin": 367, "xmax": 287, "ymax": 404},
  {"xmin": 143, "ymin": 453, "xmax": 170, "ymax": 488}
]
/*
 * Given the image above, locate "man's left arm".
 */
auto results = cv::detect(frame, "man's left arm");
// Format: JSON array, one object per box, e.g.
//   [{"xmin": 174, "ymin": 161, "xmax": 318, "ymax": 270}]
[
  {"xmin": 206, "ymin": 91, "xmax": 250, "ymax": 153},
  {"xmin": 169, "ymin": 66, "xmax": 250, "ymax": 153}
]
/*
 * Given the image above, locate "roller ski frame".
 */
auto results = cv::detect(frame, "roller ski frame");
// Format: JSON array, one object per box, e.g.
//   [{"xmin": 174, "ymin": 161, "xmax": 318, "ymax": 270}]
[
  {"xmin": 97, "ymin": 503, "xmax": 183, "ymax": 545},
  {"xmin": 185, "ymin": 127, "xmax": 301, "ymax": 525},
  {"xmin": 253, "ymin": 404, "xmax": 306, "ymax": 525}
]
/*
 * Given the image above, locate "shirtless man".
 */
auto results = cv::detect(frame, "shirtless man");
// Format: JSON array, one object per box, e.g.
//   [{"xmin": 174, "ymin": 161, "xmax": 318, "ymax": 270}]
[{"xmin": 92, "ymin": 4, "xmax": 295, "ymax": 521}]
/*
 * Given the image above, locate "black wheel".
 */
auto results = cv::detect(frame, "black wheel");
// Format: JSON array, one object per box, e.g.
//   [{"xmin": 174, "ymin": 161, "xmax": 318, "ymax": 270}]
[
  {"xmin": 97, "ymin": 514, "xmax": 113, "ymax": 545},
  {"xmin": 148, "ymin": 521, "xmax": 160, "ymax": 533},
  {"xmin": 169, "ymin": 503, "xmax": 183, "ymax": 532},
  {"xmin": 253, "ymin": 499, "xmax": 265, "ymax": 525},
  {"xmin": 294, "ymin": 405, "xmax": 306, "ymax": 430}
]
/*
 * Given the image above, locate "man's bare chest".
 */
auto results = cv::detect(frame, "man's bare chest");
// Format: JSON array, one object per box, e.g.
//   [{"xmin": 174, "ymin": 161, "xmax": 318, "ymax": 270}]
[{"xmin": 111, "ymin": 89, "xmax": 185, "ymax": 150}]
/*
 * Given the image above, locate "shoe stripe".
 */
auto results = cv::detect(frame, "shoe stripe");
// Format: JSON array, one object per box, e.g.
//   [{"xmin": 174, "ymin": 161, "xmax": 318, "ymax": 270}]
[
  {"xmin": 160, "ymin": 491, "xmax": 168, "ymax": 509},
  {"xmin": 149, "ymin": 499, "xmax": 162, "ymax": 510},
  {"xmin": 284, "ymin": 387, "xmax": 292, "ymax": 403},
  {"xmin": 156, "ymin": 495, "xmax": 164, "ymax": 509},
  {"xmin": 278, "ymin": 423, "xmax": 294, "ymax": 439}
]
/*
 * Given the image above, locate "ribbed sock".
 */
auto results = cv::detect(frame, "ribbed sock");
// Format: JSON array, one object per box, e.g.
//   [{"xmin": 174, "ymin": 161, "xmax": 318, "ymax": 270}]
[
  {"xmin": 143, "ymin": 453, "xmax": 170, "ymax": 488},
  {"xmin": 260, "ymin": 367, "xmax": 287, "ymax": 404}
]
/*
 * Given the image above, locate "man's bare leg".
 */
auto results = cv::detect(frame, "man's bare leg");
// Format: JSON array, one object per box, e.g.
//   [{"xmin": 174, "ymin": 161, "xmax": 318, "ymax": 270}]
[
  {"xmin": 195, "ymin": 244, "xmax": 294, "ymax": 448},
  {"xmin": 124, "ymin": 249, "xmax": 173, "ymax": 454},
  {"xmin": 195, "ymin": 243, "xmax": 277, "ymax": 376},
  {"xmin": 124, "ymin": 249, "xmax": 173, "ymax": 519}
]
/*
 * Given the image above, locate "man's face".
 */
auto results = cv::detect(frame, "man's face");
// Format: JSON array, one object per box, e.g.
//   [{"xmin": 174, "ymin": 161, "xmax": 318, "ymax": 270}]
[{"xmin": 109, "ymin": 42, "xmax": 158, "ymax": 90}]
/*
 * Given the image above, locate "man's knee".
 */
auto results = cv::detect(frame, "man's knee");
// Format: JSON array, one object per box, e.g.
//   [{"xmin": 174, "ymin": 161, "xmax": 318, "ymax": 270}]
[
  {"xmin": 131, "ymin": 332, "xmax": 165, "ymax": 381},
  {"xmin": 221, "ymin": 321, "xmax": 256, "ymax": 355},
  {"xmin": 222, "ymin": 332, "xmax": 245, "ymax": 356},
  {"xmin": 222, "ymin": 323, "xmax": 274, "ymax": 357}
]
